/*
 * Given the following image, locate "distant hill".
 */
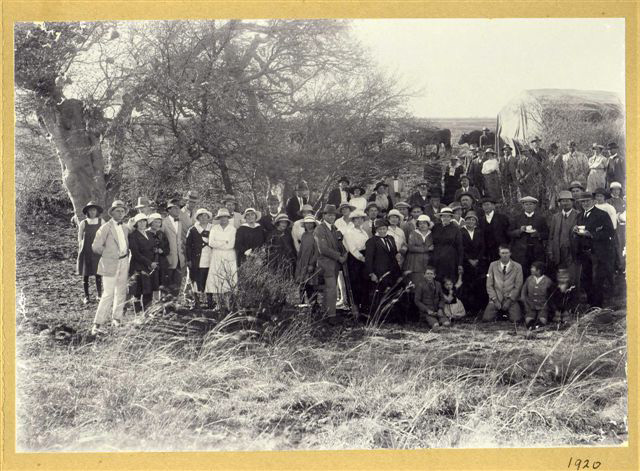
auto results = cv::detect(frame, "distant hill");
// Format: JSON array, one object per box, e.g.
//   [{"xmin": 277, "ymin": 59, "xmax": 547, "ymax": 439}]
[{"xmin": 428, "ymin": 117, "xmax": 496, "ymax": 146}]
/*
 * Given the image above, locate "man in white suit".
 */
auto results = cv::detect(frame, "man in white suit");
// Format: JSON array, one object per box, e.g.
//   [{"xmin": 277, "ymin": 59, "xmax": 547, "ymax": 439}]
[
  {"xmin": 91, "ymin": 200, "xmax": 130, "ymax": 335},
  {"xmin": 163, "ymin": 198, "xmax": 188, "ymax": 296}
]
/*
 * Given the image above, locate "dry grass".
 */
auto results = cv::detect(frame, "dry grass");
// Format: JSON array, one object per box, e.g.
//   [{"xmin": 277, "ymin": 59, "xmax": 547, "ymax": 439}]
[{"xmin": 16, "ymin": 305, "xmax": 627, "ymax": 452}]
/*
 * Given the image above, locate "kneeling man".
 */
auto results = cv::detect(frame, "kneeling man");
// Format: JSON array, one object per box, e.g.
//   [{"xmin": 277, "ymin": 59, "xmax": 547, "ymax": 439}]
[{"xmin": 483, "ymin": 245, "xmax": 524, "ymax": 323}]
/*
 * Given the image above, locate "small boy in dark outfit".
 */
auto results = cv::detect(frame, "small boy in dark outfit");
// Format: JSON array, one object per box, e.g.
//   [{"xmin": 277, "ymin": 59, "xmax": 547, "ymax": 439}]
[
  {"xmin": 521, "ymin": 261, "xmax": 554, "ymax": 329},
  {"xmin": 414, "ymin": 266, "xmax": 450, "ymax": 330},
  {"xmin": 549, "ymin": 268, "xmax": 579, "ymax": 324}
]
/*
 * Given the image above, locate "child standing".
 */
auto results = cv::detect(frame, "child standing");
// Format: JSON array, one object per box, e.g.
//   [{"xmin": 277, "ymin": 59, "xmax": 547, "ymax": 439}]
[
  {"xmin": 76, "ymin": 201, "xmax": 105, "ymax": 304},
  {"xmin": 414, "ymin": 266, "xmax": 450, "ymax": 330},
  {"xmin": 549, "ymin": 268, "xmax": 579, "ymax": 324},
  {"xmin": 442, "ymin": 277, "xmax": 466, "ymax": 321},
  {"xmin": 521, "ymin": 261, "xmax": 554, "ymax": 329}
]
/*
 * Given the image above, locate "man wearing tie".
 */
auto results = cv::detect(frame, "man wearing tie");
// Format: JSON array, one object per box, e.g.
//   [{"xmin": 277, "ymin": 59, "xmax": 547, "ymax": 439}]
[
  {"xmin": 285, "ymin": 183, "xmax": 309, "ymax": 222},
  {"xmin": 314, "ymin": 204, "xmax": 346, "ymax": 320},
  {"xmin": 572, "ymin": 191, "xmax": 615, "ymax": 308},
  {"xmin": 508, "ymin": 195, "xmax": 549, "ymax": 278},
  {"xmin": 91, "ymin": 200, "xmax": 131, "ymax": 335},
  {"xmin": 365, "ymin": 219, "xmax": 402, "ymax": 295},
  {"xmin": 327, "ymin": 177, "xmax": 351, "ymax": 207},
  {"xmin": 483, "ymin": 245, "xmax": 524, "ymax": 323}
]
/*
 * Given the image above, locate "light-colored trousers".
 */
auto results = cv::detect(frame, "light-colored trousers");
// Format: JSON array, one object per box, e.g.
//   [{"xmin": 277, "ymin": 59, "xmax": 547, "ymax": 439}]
[{"xmin": 93, "ymin": 257, "xmax": 130, "ymax": 325}]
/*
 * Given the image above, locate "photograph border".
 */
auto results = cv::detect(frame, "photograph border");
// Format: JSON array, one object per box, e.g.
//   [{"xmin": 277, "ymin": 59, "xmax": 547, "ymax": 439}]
[{"xmin": 2, "ymin": 1, "xmax": 638, "ymax": 470}]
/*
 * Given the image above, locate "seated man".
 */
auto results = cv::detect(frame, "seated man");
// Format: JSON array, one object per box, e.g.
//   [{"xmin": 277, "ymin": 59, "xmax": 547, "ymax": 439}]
[
  {"xmin": 414, "ymin": 266, "xmax": 450, "ymax": 330},
  {"xmin": 483, "ymin": 245, "xmax": 524, "ymax": 323}
]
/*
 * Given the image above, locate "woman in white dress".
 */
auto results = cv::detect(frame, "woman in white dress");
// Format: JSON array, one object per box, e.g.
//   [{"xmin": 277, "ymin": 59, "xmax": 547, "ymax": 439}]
[
  {"xmin": 587, "ymin": 144, "xmax": 608, "ymax": 192},
  {"xmin": 205, "ymin": 208, "xmax": 238, "ymax": 307}
]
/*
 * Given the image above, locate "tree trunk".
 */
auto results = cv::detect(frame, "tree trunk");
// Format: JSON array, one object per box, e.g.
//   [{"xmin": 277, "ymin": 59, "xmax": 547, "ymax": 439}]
[
  {"xmin": 217, "ymin": 157, "xmax": 234, "ymax": 194},
  {"xmin": 38, "ymin": 98, "xmax": 108, "ymax": 219}
]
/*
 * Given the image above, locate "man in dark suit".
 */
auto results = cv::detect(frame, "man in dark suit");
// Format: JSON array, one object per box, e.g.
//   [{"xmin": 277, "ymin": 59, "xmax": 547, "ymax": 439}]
[
  {"xmin": 454, "ymin": 174, "xmax": 482, "ymax": 203},
  {"xmin": 572, "ymin": 191, "xmax": 615, "ymax": 307},
  {"xmin": 327, "ymin": 176, "xmax": 351, "ymax": 207},
  {"xmin": 407, "ymin": 181, "xmax": 430, "ymax": 210},
  {"xmin": 365, "ymin": 219, "xmax": 402, "ymax": 311},
  {"xmin": 547, "ymin": 190, "xmax": 579, "ymax": 283},
  {"xmin": 478, "ymin": 197, "xmax": 510, "ymax": 262},
  {"xmin": 606, "ymin": 142, "xmax": 625, "ymax": 189},
  {"xmin": 460, "ymin": 211, "xmax": 487, "ymax": 314},
  {"xmin": 285, "ymin": 183, "xmax": 308, "ymax": 222},
  {"xmin": 508, "ymin": 195, "xmax": 549, "ymax": 278},
  {"xmin": 314, "ymin": 204, "xmax": 346, "ymax": 319},
  {"xmin": 259, "ymin": 194, "xmax": 282, "ymax": 235}
]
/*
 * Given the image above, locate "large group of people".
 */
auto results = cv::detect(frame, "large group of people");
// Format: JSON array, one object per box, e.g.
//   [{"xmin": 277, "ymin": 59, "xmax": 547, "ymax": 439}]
[{"xmin": 76, "ymin": 136, "xmax": 626, "ymax": 335}]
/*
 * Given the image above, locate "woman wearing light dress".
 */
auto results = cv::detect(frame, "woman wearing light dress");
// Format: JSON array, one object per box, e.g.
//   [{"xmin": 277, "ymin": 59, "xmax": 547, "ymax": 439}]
[
  {"xmin": 587, "ymin": 144, "xmax": 608, "ymax": 192},
  {"xmin": 205, "ymin": 208, "xmax": 238, "ymax": 307}
]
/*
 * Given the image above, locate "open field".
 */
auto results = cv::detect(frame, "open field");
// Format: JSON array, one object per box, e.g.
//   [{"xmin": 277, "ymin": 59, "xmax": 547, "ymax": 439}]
[{"xmin": 15, "ymin": 220, "xmax": 628, "ymax": 451}]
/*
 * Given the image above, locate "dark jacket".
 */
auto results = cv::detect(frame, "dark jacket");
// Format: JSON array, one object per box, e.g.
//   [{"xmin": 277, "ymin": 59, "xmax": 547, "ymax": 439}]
[
  {"xmin": 129, "ymin": 230, "xmax": 156, "ymax": 273},
  {"xmin": 285, "ymin": 195, "xmax": 308, "ymax": 222},
  {"xmin": 461, "ymin": 227, "xmax": 485, "ymax": 265},
  {"xmin": 454, "ymin": 186, "xmax": 482, "ymax": 203},
  {"xmin": 314, "ymin": 222, "xmax": 343, "ymax": 277},
  {"xmin": 365, "ymin": 235, "xmax": 401, "ymax": 281},
  {"xmin": 185, "ymin": 225, "xmax": 210, "ymax": 268},
  {"xmin": 258, "ymin": 211, "xmax": 282, "ymax": 235},
  {"xmin": 508, "ymin": 212, "xmax": 549, "ymax": 267},
  {"xmin": 327, "ymin": 187, "xmax": 350, "ymax": 207},
  {"xmin": 407, "ymin": 192, "xmax": 430, "ymax": 210},
  {"xmin": 572, "ymin": 206, "xmax": 615, "ymax": 262},
  {"xmin": 414, "ymin": 278, "xmax": 444, "ymax": 312},
  {"xmin": 549, "ymin": 284, "xmax": 579, "ymax": 313},
  {"xmin": 478, "ymin": 211, "xmax": 510, "ymax": 262}
]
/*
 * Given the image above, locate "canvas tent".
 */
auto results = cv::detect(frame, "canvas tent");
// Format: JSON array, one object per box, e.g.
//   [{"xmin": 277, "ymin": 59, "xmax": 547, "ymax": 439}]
[{"xmin": 496, "ymin": 89, "xmax": 624, "ymax": 153}]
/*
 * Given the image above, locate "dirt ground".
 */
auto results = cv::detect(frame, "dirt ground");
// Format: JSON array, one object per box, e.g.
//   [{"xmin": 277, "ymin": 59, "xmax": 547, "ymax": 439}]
[{"xmin": 14, "ymin": 220, "xmax": 628, "ymax": 451}]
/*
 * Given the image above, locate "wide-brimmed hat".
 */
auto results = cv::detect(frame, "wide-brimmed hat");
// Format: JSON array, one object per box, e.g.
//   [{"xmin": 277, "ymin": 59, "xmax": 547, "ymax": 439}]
[
  {"xmin": 350, "ymin": 185, "xmax": 366, "ymax": 195},
  {"xmin": 438, "ymin": 207, "xmax": 454, "ymax": 216},
  {"xmin": 530, "ymin": 136, "xmax": 541, "ymax": 143},
  {"xmin": 557, "ymin": 190, "xmax": 574, "ymax": 201},
  {"xmin": 608, "ymin": 142, "xmax": 619, "ymax": 150},
  {"xmin": 242, "ymin": 207, "xmax": 258, "ymax": 218},
  {"xmin": 373, "ymin": 181, "xmax": 388, "ymax": 191},
  {"xmin": 185, "ymin": 190, "xmax": 200, "ymax": 202},
  {"xmin": 82, "ymin": 201, "xmax": 103, "ymax": 216},
  {"xmin": 166, "ymin": 198, "xmax": 182, "ymax": 210},
  {"xmin": 592, "ymin": 143, "xmax": 604, "ymax": 150},
  {"xmin": 134, "ymin": 196, "xmax": 153, "ymax": 209},
  {"xmin": 221, "ymin": 194, "xmax": 236, "ymax": 204},
  {"xmin": 459, "ymin": 174, "xmax": 470, "ymax": 181},
  {"xmin": 519, "ymin": 196, "xmax": 539, "ymax": 204},
  {"xmin": 481, "ymin": 196, "xmax": 497, "ymax": 204},
  {"xmin": 416, "ymin": 214, "xmax": 432, "ymax": 224},
  {"xmin": 593, "ymin": 187, "xmax": 611, "ymax": 198},
  {"xmin": 609, "ymin": 181, "xmax": 623, "ymax": 190},
  {"xmin": 458, "ymin": 191, "xmax": 476, "ymax": 201},
  {"xmin": 274, "ymin": 213, "xmax": 291, "ymax": 225},
  {"xmin": 464, "ymin": 210, "xmax": 479, "ymax": 221},
  {"xmin": 576, "ymin": 191, "xmax": 594, "ymax": 201},
  {"xmin": 485, "ymin": 148, "xmax": 497, "ymax": 155},
  {"xmin": 147, "ymin": 213, "xmax": 163, "ymax": 223},
  {"xmin": 300, "ymin": 204, "xmax": 314, "ymax": 214},
  {"xmin": 108, "ymin": 200, "xmax": 127, "ymax": 216},
  {"xmin": 214, "ymin": 208, "xmax": 232, "ymax": 219},
  {"xmin": 320, "ymin": 204, "xmax": 338, "ymax": 215},
  {"xmin": 131, "ymin": 213, "xmax": 148, "ymax": 227},
  {"xmin": 394, "ymin": 201, "xmax": 411, "ymax": 210},
  {"xmin": 338, "ymin": 202, "xmax": 356, "ymax": 211},
  {"xmin": 195, "ymin": 208, "xmax": 213, "ymax": 220},
  {"xmin": 350, "ymin": 209, "xmax": 367, "ymax": 219},
  {"xmin": 387, "ymin": 209, "xmax": 402, "ymax": 219},
  {"xmin": 338, "ymin": 176, "xmax": 350, "ymax": 184},
  {"xmin": 374, "ymin": 218, "xmax": 389, "ymax": 229},
  {"xmin": 449, "ymin": 202, "xmax": 462, "ymax": 211},
  {"xmin": 568, "ymin": 181, "xmax": 585, "ymax": 191},
  {"xmin": 501, "ymin": 144, "xmax": 512, "ymax": 150},
  {"xmin": 302, "ymin": 215, "xmax": 318, "ymax": 225},
  {"xmin": 365, "ymin": 202, "xmax": 379, "ymax": 212}
]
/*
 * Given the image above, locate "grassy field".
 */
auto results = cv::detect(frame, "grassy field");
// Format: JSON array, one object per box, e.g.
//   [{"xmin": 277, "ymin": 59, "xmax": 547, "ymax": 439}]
[{"xmin": 15, "ymin": 221, "xmax": 628, "ymax": 452}]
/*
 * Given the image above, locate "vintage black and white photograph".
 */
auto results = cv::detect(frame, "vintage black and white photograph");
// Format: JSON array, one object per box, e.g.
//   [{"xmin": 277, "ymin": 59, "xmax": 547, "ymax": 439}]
[{"xmin": 14, "ymin": 18, "xmax": 627, "ymax": 451}]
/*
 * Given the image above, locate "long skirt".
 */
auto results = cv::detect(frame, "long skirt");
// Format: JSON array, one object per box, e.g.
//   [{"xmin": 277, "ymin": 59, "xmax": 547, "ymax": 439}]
[
  {"xmin": 129, "ymin": 270, "xmax": 153, "ymax": 298},
  {"xmin": 346, "ymin": 253, "xmax": 368, "ymax": 312},
  {"xmin": 205, "ymin": 249, "xmax": 237, "ymax": 294},
  {"xmin": 150, "ymin": 256, "xmax": 169, "ymax": 291},
  {"xmin": 192, "ymin": 267, "xmax": 210, "ymax": 293}
]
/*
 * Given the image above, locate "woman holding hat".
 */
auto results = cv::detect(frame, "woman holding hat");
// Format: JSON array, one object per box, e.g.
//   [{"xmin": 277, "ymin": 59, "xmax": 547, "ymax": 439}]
[
  {"xmin": 205, "ymin": 208, "xmax": 238, "ymax": 304},
  {"xmin": 403, "ymin": 214, "xmax": 434, "ymax": 286},
  {"xmin": 368, "ymin": 181, "xmax": 392, "ymax": 217},
  {"xmin": 146, "ymin": 213, "xmax": 170, "ymax": 300},
  {"xmin": 431, "ymin": 207, "xmax": 463, "ymax": 282},
  {"xmin": 77, "ymin": 201, "xmax": 105, "ymax": 304},
  {"xmin": 267, "ymin": 213, "xmax": 297, "ymax": 277},
  {"xmin": 587, "ymin": 144, "xmax": 607, "ymax": 192},
  {"xmin": 186, "ymin": 208, "xmax": 214, "ymax": 308},
  {"xmin": 349, "ymin": 185, "xmax": 367, "ymax": 212},
  {"xmin": 236, "ymin": 208, "xmax": 267, "ymax": 265},
  {"xmin": 295, "ymin": 215, "xmax": 319, "ymax": 308},
  {"xmin": 128, "ymin": 213, "xmax": 156, "ymax": 313}
]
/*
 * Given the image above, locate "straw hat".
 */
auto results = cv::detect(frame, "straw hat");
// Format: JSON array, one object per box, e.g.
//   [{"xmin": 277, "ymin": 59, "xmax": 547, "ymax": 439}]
[
  {"xmin": 214, "ymin": 208, "xmax": 232, "ymax": 219},
  {"xmin": 519, "ymin": 196, "xmax": 539, "ymax": 204},
  {"xmin": 387, "ymin": 209, "xmax": 402, "ymax": 219},
  {"xmin": 108, "ymin": 200, "xmax": 127, "ymax": 216},
  {"xmin": 302, "ymin": 215, "xmax": 318, "ymax": 225},
  {"xmin": 134, "ymin": 196, "xmax": 153, "ymax": 209},
  {"xmin": 195, "ymin": 208, "xmax": 213, "ymax": 220},
  {"xmin": 131, "ymin": 213, "xmax": 148, "ymax": 227},
  {"xmin": 147, "ymin": 213, "xmax": 163, "ymax": 223},
  {"xmin": 274, "ymin": 213, "xmax": 291, "ymax": 225},
  {"xmin": 350, "ymin": 209, "xmax": 367, "ymax": 219},
  {"xmin": 82, "ymin": 201, "xmax": 103, "ymax": 216}
]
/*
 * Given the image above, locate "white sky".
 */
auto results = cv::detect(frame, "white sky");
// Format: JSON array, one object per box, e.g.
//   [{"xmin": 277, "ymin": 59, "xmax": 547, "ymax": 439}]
[{"xmin": 351, "ymin": 18, "xmax": 625, "ymax": 118}]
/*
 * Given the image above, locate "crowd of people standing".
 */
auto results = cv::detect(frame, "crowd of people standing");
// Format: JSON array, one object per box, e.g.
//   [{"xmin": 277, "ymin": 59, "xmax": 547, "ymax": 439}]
[{"xmin": 76, "ymin": 135, "xmax": 626, "ymax": 335}]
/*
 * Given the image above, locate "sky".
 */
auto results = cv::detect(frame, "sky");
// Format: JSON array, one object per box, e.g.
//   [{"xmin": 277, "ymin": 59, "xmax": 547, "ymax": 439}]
[{"xmin": 351, "ymin": 18, "xmax": 625, "ymax": 118}]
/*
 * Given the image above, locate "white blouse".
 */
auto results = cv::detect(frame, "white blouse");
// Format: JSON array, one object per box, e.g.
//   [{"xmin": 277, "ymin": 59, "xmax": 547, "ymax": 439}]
[
  {"xmin": 208, "ymin": 223, "xmax": 236, "ymax": 251},
  {"xmin": 343, "ymin": 227, "xmax": 369, "ymax": 260}
]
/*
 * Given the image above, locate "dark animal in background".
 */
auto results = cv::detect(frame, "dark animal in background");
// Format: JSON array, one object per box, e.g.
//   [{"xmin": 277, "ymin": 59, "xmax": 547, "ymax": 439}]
[
  {"xmin": 399, "ymin": 127, "xmax": 452, "ymax": 157},
  {"xmin": 458, "ymin": 130, "xmax": 505, "ymax": 150}
]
